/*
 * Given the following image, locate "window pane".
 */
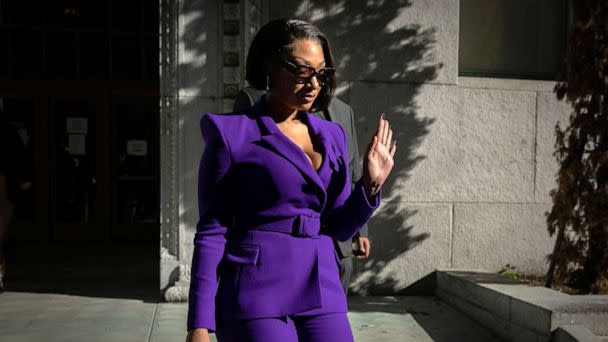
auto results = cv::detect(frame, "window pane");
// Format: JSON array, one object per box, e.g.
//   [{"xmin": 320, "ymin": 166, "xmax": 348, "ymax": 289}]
[
  {"xmin": 54, "ymin": 101, "xmax": 97, "ymax": 224},
  {"xmin": 80, "ymin": 0, "xmax": 107, "ymax": 29},
  {"xmin": 47, "ymin": 0, "xmax": 80, "ymax": 28},
  {"xmin": 46, "ymin": 32, "xmax": 77, "ymax": 79},
  {"xmin": 116, "ymin": 181, "xmax": 159, "ymax": 225},
  {"xmin": 112, "ymin": 102, "xmax": 158, "ymax": 178},
  {"xmin": 111, "ymin": 36, "xmax": 141, "ymax": 80},
  {"xmin": 142, "ymin": 0, "xmax": 158, "ymax": 33},
  {"xmin": 12, "ymin": 30, "xmax": 43, "ymax": 79},
  {"xmin": 4, "ymin": 0, "xmax": 44, "ymax": 26},
  {"xmin": 0, "ymin": 31, "xmax": 8, "ymax": 77},
  {"xmin": 111, "ymin": 101, "xmax": 159, "ymax": 226},
  {"xmin": 0, "ymin": 97, "xmax": 37, "ymax": 224},
  {"xmin": 80, "ymin": 32, "xmax": 108, "ymax": 80},
  {"xmin": 0, "ymin": 1, "xmax": 5, "ymax": 25},
  {"xmin": 459, "ymin": 0, "xmax": 567, "ymax": 79},
  {"xmin": 111, "ymin": 0, "xmax": 140, "ymax": 32}
]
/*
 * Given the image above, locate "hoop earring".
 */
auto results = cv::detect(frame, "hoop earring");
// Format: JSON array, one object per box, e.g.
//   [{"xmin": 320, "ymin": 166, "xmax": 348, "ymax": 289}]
[{"xmin": 265, "ymin": 75, "xmax": 270, "ymax": 91}]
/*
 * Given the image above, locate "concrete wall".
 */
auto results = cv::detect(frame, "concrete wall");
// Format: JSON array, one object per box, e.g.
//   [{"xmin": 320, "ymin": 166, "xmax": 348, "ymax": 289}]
[{"xmin": 162, "ymin": 0, "xmax": 573, "ymax": 296}]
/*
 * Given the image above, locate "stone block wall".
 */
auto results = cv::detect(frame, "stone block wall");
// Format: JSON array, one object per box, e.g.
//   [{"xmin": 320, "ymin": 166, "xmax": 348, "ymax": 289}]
[{"xmin": 162, "ymin": 0, "xmax": 572, "ymax": 296}]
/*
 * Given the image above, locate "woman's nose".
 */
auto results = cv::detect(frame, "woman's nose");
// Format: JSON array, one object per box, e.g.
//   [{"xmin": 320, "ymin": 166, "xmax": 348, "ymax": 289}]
[{"xmin": 309, "ymin": 75, "xmax": 321, "ymax": 90}]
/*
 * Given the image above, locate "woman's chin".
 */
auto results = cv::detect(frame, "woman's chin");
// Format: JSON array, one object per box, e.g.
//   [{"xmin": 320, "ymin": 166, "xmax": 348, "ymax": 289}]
[{"xmin": 294, "ymin": 102, "xmax": 314, "ymax": 112}]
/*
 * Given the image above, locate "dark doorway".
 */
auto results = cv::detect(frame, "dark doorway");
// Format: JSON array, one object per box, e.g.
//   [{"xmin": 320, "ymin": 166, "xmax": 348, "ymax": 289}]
[{"xmin": 0, "ymin": 0, "xmax": 160, "ymax": 300}]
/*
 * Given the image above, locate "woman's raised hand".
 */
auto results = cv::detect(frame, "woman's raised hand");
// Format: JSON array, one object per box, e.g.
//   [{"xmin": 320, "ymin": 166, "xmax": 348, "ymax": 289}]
[{"xmin": 362, "ymin": 113, "xmax": 396, "ymax": 198}]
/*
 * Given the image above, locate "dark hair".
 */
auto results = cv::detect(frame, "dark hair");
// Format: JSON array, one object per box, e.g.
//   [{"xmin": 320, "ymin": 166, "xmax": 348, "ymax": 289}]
[{"xmin": 245, "ymin": 18, "xmax": 336, "ymax": 111}]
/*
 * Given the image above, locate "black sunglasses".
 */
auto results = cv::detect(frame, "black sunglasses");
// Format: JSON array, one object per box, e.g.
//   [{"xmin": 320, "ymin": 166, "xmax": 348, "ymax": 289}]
[{"xmin": 280, "ymin": 60, "xmax": 335, "ymax": 86}]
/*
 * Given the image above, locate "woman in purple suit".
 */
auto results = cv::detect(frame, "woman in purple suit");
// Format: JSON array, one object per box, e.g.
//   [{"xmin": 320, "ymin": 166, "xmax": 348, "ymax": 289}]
[{"xmin": 186, "ymin": 19, "xmax": 396, "ymax": 342}]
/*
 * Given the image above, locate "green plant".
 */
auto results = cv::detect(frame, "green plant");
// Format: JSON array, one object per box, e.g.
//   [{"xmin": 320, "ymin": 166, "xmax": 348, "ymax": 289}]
[{"xmin": 499, "ymin": 264, "xmax": 521, "ymax": 280}]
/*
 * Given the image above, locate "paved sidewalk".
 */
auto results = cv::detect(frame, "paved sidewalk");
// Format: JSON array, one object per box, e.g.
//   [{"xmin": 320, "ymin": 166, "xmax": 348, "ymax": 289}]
[
  {"xmin": 0, "ymin": 292, "xmax": 502, "ymax": 341},
  {"xmin": 0, "ymin": 242, "xmax": 502, "ymax": 341}
]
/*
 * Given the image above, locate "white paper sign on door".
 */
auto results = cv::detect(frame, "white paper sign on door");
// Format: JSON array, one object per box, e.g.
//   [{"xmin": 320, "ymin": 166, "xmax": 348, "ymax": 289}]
[
  {"xmin": 69, "ymin": 134, "xmax": 86, "ymax": 155},
  {"xmin": 127, "ymin": 140, "xmax": 148, "ymax": 156}
]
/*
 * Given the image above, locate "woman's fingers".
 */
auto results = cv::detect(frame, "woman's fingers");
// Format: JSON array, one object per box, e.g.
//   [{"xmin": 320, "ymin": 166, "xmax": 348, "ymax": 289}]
[
  {"xmin": 362, "ymin": 239, "xmax": 371, "ymax": 258},
  {"xmin": 372, "ymin": 112, "xmax": 396, "ymax": 156},
  {"xmin": 382, "ymin": 116, "xmax": 389, "ymax": 146},
  {"xmin": 376, "ymin": 113, "xmax": 384, "ymax": 140},
  {"xmin": 375, "ymin": 113, "xmax": 384, "ymax": 147},
  {"xmin": 379, "ymin": 114, "xmax": 386, "ymax": 145},
  {"xmin": 377, "ymin": 113, "xmax": 393, "ymax": 148},
  {"xmin": 369, "ymin": 135, "xmax": 378, "ymax": 159}
]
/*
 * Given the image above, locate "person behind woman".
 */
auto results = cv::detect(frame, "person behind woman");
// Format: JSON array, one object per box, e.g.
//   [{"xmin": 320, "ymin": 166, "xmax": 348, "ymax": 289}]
[{"xmin": 186, "ymin": 19, "xmax": 396, "ymax": 342}]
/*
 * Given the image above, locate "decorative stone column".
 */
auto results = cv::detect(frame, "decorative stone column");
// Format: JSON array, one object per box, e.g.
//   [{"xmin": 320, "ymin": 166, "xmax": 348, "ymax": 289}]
[
  {"xmin": 161, "ymin": 0, "xmax": 264, "ymax": 302},
  {"xmin": 160, "ymin": 0, "xmax": 181, "ymax": 300}
]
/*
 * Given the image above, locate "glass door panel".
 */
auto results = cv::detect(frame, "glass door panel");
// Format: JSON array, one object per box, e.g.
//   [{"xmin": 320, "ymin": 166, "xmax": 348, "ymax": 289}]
[
  {"xmin": 52, "ymin": 99, "xmax": 102, "ymax": 240},
  {"xmin": 0, "ymin": 96, "xmax": 40, "ymax": 240},
  {"xmin": 110, "ymin": 100, "xmax": 159, "ymax": 241}
]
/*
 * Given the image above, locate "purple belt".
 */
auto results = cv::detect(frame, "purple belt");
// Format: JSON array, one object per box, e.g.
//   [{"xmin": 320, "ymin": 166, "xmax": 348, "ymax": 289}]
[{"xmin": 233, "ymin": 214, "xmax": 324, "ymax": 238}]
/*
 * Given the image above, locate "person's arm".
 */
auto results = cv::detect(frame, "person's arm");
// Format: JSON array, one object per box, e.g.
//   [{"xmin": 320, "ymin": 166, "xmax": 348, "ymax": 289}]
[
  {"xmin": 187, "ymin": 113, "xmax": 234, "ymax": 333},
  {"xmin": 322, "ymin": 123, "xmax": 382, "ymax": 242},
  {"xmin": 346, "ymin": 106, "xmax": 369, "ymax": 239}
]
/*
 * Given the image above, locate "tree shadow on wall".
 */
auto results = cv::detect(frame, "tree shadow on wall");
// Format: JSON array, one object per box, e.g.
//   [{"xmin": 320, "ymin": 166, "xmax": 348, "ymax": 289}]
[
  {"xmin": 176, "ymin": 0, "xmax": 443, "ymax": 297},
  {"xmin": 299, "ymin": 0, "xmax": 442, "ymax": 295}
]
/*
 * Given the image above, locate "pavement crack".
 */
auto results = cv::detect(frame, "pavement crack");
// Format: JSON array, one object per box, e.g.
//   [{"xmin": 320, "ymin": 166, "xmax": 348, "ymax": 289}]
[{"xmin": 146, "ymin": 303, "xmax": 159, "ymax": 342}]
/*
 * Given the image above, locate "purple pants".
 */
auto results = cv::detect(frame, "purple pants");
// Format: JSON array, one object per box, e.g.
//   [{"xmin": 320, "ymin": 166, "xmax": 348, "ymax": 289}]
[{"xmin": 215, "ymin": 312, "xmax": 354, "ymax": 342}]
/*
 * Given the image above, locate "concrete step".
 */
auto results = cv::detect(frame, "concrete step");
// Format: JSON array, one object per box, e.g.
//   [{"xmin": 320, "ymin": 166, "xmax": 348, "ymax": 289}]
[
  {"xmin": 552, "ymin": 325, "xmax": 608, "ymax": 342},
  {"xmin": 435, "ymin": 270, "xmax": 608, "ymax": 342}
]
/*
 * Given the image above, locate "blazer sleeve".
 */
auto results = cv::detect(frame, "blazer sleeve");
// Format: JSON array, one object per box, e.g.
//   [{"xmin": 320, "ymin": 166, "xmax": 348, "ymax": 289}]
[
  {"xmin": 322, "ymin": 123, "xmax": 382, "ymax": 242},
  {"xmin": 187, "ymin": 113, "xmax": 233, "ymax": 332},
  {"xmin": 347, "ymin": 105, "xmax": 369, "ymax": 239}
]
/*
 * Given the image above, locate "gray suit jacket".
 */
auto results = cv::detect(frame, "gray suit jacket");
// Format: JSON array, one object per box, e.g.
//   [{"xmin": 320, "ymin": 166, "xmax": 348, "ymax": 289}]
[{"xmin": 232, "ymin": 87, "xmax": 368, "ymax": 258}]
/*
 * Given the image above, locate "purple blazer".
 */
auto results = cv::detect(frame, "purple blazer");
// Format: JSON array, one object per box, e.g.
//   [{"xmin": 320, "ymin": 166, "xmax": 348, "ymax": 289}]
[{"xmin": 187, "ymin": 96, "xmax": 382, "ymax": 332}]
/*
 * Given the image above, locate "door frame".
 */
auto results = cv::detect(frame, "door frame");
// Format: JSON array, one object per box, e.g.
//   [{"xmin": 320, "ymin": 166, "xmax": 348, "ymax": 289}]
[{"xmin": 1, "ymin": 82, "xmax": 158, "ymax": 243}]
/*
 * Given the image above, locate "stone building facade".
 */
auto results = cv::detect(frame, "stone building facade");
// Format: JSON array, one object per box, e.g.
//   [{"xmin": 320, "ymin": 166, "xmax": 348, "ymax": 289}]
[{"xmin": 160, "ymin": 0, "xmax": 570, "ymax": 298}]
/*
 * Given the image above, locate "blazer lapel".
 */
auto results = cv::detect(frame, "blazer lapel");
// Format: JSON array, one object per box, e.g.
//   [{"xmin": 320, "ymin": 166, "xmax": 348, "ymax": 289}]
[
  {"xmin": 250, "ymin": 96, "xmax": 339, "ymax": 206},
  {"xmin": 306, "ymin": 113, "xmax": 340, "ymax": 181},
  {"xmin": 310, "ymin": 101, "xmax": 339, "ymax": 175}
]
